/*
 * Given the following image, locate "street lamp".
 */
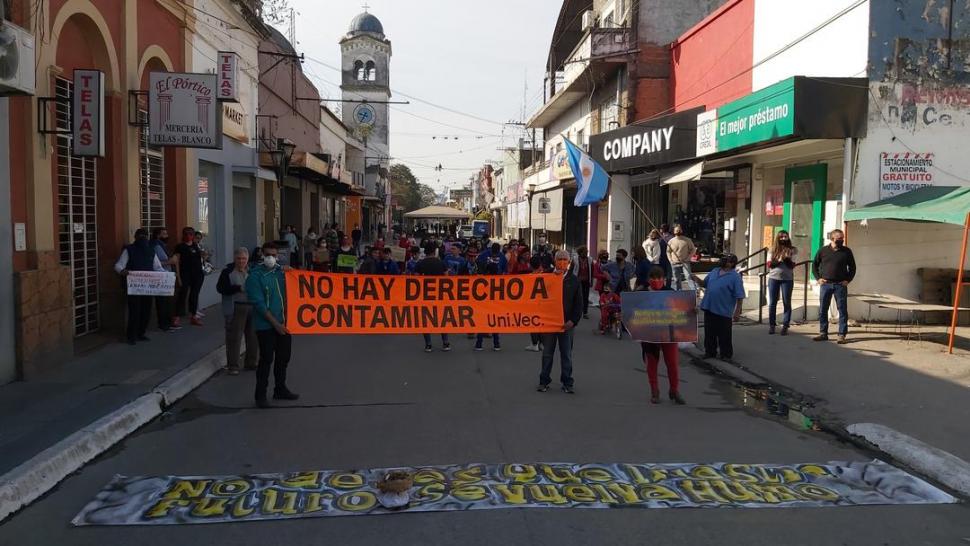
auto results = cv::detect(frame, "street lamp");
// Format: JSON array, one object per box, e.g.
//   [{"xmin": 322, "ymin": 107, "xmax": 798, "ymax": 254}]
[{"xmin": 269, "ymin": 138, "xmax": 296, "ymax": 234}]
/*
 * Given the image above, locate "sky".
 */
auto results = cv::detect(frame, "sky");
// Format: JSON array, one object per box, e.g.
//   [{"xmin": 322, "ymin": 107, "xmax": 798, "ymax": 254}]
[{"xmin": 272, "ymin": 0, "xmax": 561, "ymax": 194}]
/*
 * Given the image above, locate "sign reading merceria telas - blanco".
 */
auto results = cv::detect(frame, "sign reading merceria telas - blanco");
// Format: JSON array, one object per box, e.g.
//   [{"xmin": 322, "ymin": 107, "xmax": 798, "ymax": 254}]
[
  {"xmin": 149, "ymin": 72, "xmax": 222, "ymax": 149},
  {"xmin": 72, "ymin": 460, "xmax": 955, "ymax": 526}
]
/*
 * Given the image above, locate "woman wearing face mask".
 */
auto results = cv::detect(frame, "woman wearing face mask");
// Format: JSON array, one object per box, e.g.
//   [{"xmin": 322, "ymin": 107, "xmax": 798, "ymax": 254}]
[
  {"xmin": 692, "ymin": 254, "xmax": 746, "ymax": 360},
  {"xmin": 638, "ymin": 266, "xmax": 684, "ymax": 404},
  {"xmin": 767, "ymin": 230, "xmax": 798, "ymax": 335}
]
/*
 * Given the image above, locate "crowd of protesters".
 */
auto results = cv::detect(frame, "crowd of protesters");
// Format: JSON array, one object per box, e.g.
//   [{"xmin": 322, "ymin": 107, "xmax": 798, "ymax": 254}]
[{"xmin": 126, "ymin": 218, "xmax": 876, "ymax": 408}]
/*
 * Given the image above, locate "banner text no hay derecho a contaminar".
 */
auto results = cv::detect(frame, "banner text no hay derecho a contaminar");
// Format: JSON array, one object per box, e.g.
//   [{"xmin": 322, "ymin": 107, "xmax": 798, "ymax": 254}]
[
  {"xmin": 285, "ymin": 271, "xmax": 564, "ymax": 334},
  {"xmin": 72, "ymin": 460, "xmax": 956, "ymax": 525}
]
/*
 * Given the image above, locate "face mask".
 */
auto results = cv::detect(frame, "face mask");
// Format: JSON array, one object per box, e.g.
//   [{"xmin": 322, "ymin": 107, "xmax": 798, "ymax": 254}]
[
  {"xmin": 599, "ymin": 257, "xmax": 608, "ymax": 264},
  {"xmin": 263, "ymin": 255, "xmax": 278, "ymax": 269},
  {"xmin": 615, "ymin": 257, "xmax": 624, "ymax": 263},
  {"xmin": 834, "ymin": 239, "xmax": 845, "ymax": 248},
  {"xmin": 779, "ymin": 239, "xmax": 791, "ymax": 246},
  {"xmin": 555, "ymin": 259, "xmax": 570, "ymax": 272},
  {"xmin": 648, "ymin": 279, "xmax": 666, "ymax": 290}
]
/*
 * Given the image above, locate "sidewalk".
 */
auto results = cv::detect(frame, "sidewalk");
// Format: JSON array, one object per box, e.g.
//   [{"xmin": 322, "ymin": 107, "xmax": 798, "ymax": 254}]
[
  {"xmin": 690, "ymin": 318, "xmax": 970, "ymax": 464},
  {"xmin": 0, "ymin": 305, "xmax": 226, "ymax": 478}
]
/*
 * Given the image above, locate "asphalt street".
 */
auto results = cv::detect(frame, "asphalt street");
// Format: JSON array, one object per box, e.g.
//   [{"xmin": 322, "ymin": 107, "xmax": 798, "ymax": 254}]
[{"xmin": 1, "ymin": 325, "xmax": 968, "ymax": 545}]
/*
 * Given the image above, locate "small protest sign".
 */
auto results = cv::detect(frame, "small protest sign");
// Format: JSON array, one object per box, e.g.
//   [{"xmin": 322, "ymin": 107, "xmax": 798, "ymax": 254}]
[
  {"xmin": 621, "ymin": 290, "xmax": 698, "ymax": 343},
  {"xmin": 126, "ymin": 271, "xmax": 176, "ymax": 296},
  {"xmin": 336, "ymin": 254, "xmax": 358, "ymax": 269}
]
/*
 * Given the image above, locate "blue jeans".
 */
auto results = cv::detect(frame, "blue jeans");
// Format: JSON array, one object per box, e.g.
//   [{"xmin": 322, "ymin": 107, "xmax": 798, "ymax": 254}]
[
  {"xmin": 476, "ymin": 333, "xmax": 500, "ymax": 347},
  {"xmin": 819, "ymin": 283, "xmax": 848, "ymax": 336},
  {"xmin": 539, "ymin": 330, "xmax": 574, "ymax": 387},
  {"xmin": 423, "ymin": 334, "xmax": 450, "ymax": 346},
  {"xmin": 768, "ymin": 279, "xmax": 794, "ymax": 328},
  {"xmin": 671, "ymin": 263, "xmax": 691, "ymax": 290}
]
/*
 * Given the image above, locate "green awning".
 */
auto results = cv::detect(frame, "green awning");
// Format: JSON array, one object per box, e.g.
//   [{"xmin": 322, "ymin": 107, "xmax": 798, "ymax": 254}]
[{"xmin": 844, "ymin": 186, "xmax": 970, "ymax": 226}]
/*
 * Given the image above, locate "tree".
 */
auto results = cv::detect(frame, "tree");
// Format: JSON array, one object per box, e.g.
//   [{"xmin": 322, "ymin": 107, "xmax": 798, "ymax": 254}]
[
  {"xmin": 417, "ymin": 184, "xmax": 438, "ymax": 208},
  {"xmin": 389, "ymin": 164, "xmax": 428, "ymax": 213}
]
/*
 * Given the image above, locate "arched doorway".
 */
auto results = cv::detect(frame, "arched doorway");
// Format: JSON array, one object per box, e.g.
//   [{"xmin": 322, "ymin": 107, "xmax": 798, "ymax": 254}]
[{"xmin": 54, "ymin": 12, "xmax": 115, "ymax": 337}]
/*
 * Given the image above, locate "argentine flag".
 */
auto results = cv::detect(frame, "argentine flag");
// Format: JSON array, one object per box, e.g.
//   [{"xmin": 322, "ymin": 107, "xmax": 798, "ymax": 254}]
[{"xmin": 563, "ymin": 138, "xmax": 609, "ymax": 206}]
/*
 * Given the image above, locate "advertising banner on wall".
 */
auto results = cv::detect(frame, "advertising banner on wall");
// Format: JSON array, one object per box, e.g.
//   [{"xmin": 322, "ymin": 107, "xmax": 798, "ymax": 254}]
[
  {"xmin": 878, "ymin": 152, "xmax": 935, "ymax": 199},
  {"xmin": 696, "ymin": 77, "xmax": 868, "ymax": 158},
  {"xmin": 71, "ymin": 69, "xmax": 105, "ymax": 157},
  {"xmin": 148, "ymin": 72, "xmax": 222, "ymax": 149},
  {"xmin": 72, "ymin": 460, "xmax": 955, "ymax": 526}
]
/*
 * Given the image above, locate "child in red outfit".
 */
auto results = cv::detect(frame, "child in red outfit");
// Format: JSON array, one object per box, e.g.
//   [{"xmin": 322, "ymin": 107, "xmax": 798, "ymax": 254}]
[
  {"xmin": 598, "ymin": 286, "xmax": 621, "ymax": 334},
  {"xmin": 640, "ymin": 266, "xmax": 685, "ymax": 405}
]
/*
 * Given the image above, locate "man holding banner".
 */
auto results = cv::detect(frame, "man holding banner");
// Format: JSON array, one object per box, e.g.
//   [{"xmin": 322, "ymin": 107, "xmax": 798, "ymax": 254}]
[
  {"xmin": 246, "ymin": 242, "xmax": 299, "ymax": 408},
  {"xmin": 537, "ymin": 250, "xmax": 584, "ymax": 394},
  {"xmin": 115, "ymin": 228, "xmax": 168, "ymax": 345}
]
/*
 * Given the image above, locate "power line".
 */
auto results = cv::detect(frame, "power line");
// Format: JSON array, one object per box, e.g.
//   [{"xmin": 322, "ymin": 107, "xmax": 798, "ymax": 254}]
[{"xmin": 303, "ymin": 56, "xmax": 509, "ymax": 127}]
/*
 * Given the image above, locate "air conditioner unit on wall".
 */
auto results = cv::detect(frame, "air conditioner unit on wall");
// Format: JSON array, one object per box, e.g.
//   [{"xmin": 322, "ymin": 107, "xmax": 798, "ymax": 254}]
[
  {"xmin": 581, "ymin": 10, "xmax": 595, "ymax": 32},
  {"xmin": 0, "ymin": 20, "xmax": 35, "ymax": 96}
]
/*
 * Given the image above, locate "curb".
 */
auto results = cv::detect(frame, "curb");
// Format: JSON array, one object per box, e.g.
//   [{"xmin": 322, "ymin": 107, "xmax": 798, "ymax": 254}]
[
  {"xmin": 153, "ymin": 347, "xmax": 226, "ymax": 407},
  {"xmin": 847, "ymin": 423, "xmax": 970, "ymax": 499},
  {"xmin": 680, "ymin": 345, "xmax": 970, "ymax": 500},
  {"xmin": 680, "ymin": 345, "xmax": 767, "ymax": 386},
  {"xmin": 0, "ymin": 346, "xmax": 227, "ymax": 523}
]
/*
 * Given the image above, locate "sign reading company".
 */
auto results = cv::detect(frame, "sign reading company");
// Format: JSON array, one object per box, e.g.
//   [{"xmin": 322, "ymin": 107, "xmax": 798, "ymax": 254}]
[
  {"xmin": 697, "ymin": 78, "xmax": 796, "ymax": 157},
  {"xmin": 148, "ymin": 72, "xmax": 222, "ymax": 149},
  {"xmin": 590, "ymin": 108, "xmax": 702, "ymax": 172},
  {"xmin": 216, "ymin": 51, "xmax": 239, "ymax": 102},
  {"xmin": 71, "ymin": 69, "xmax": 105, "ymax": 157}
]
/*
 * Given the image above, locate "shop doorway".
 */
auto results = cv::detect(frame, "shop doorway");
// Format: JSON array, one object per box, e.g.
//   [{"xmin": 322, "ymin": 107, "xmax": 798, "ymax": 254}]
[
  {"xmin": 55, "ymin": 76, "xmax": 99, "ymax": 337},
  {"xmin": 783, "ymin": 165, "xmax": 827, "ymax": 269}
]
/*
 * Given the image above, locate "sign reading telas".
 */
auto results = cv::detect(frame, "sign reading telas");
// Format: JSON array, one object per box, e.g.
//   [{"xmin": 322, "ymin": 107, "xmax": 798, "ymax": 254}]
[
  {"xmin": 216, "ymin": 51, "xmax": 238, "ymax": 102},
  {"xmin": 148, "ymin": 72, "xmax": 222, "ymax": 149},
  {"xmin": 72, "ymin": 69, "xmax": 105, "ymax": 157},
  {"xmin": 590, "ymin": 108, "xmax": 702, "ymax": 172}
]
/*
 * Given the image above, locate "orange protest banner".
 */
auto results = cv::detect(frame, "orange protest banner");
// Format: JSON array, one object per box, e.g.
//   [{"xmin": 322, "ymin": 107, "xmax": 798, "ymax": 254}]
[{"xmin": 285, "ymin": 271, "xmax": 565, "ymax": 334}]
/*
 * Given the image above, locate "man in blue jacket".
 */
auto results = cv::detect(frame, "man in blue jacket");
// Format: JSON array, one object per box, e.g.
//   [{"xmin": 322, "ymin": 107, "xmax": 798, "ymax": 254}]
[{"xmin": 245, "ymin": 242, "xmax": 299, "ymax": 408}]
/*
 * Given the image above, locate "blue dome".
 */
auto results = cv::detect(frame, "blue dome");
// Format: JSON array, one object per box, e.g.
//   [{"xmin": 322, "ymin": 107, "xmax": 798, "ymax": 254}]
[{"xmin": 349, "ymin": 12, "xmax": 384, "ymax": 36}]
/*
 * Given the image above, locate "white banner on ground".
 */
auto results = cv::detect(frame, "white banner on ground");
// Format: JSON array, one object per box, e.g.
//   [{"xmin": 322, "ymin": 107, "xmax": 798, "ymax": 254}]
[
  {"xmin": 72, "ymin": 460, "xmax": 955, "ymax": 526},
  {"xmin": 126, "ymin": 271, "xmax": 176, "ymax": 296}
]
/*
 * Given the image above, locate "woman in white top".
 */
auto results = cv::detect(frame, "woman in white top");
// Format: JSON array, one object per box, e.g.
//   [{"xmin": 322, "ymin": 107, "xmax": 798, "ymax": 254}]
[{"xmin": 642, "ymin": 229, "xmax": 662, "ymax": 264}]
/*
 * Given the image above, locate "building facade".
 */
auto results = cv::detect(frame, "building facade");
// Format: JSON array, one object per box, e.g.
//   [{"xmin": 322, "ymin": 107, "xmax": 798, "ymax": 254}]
[{"xmin": 5, "ymin": 0, "xmax": 193, "ymax": 379}]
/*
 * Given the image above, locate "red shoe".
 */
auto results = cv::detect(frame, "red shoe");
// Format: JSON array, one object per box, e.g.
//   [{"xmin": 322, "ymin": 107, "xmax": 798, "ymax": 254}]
[
  {"xmin": 172, "ymin": 317, "xmax": 181, "ymax": 327},
  {"xmin": 191, "ymin": 316, "xmax": 203, "ymax": 326}
]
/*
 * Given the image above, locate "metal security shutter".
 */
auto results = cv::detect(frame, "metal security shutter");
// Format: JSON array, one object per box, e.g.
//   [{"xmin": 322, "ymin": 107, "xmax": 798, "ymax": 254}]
[
  {"xmin": 55, "ymin": 76, "xmax": 99, "ymax": 336},
  {"xmin": 630, "ymin": 177, "xmax": 668, "ymax": 249},
  {"xmin": 138, "ymin": 110, "xmax": 165, "ymax": 231}
]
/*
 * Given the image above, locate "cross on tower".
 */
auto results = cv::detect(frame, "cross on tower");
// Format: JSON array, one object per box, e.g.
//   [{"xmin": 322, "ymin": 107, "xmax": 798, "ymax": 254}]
[{"xmin": 362, "ymin": 2, "xmax": 370, "ymax": 12}]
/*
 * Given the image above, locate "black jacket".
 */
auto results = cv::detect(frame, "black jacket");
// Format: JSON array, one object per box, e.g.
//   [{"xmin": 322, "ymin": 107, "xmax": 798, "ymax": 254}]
[
  {"xmin": 812, "ymin": 245, "xmax": 857, "ymax": 283},
  {"xmin": 216, "ymin": 263, "xmax": 242, "ymax": 296},
  {"xmin": 561, "ymin": 272, "xmax": 585, "ymax": 326}
]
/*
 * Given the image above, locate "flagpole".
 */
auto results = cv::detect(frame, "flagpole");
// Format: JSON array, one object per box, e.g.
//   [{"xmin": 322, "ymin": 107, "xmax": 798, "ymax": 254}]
[{"xmin": 561, "ymin": 135, "xmax": 658, "ymax": 239}]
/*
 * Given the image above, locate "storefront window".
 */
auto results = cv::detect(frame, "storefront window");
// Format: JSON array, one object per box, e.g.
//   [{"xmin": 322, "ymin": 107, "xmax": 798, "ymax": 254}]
[{"xmin": 197, "ymin": 177, "xmax": 210, "ymax": 235}]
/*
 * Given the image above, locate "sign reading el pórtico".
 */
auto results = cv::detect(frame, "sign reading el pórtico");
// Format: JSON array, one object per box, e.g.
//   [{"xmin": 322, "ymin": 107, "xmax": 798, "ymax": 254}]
[{"xmin": 148, "ymin": 72, "xmax": 222, "ymax": 149}]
